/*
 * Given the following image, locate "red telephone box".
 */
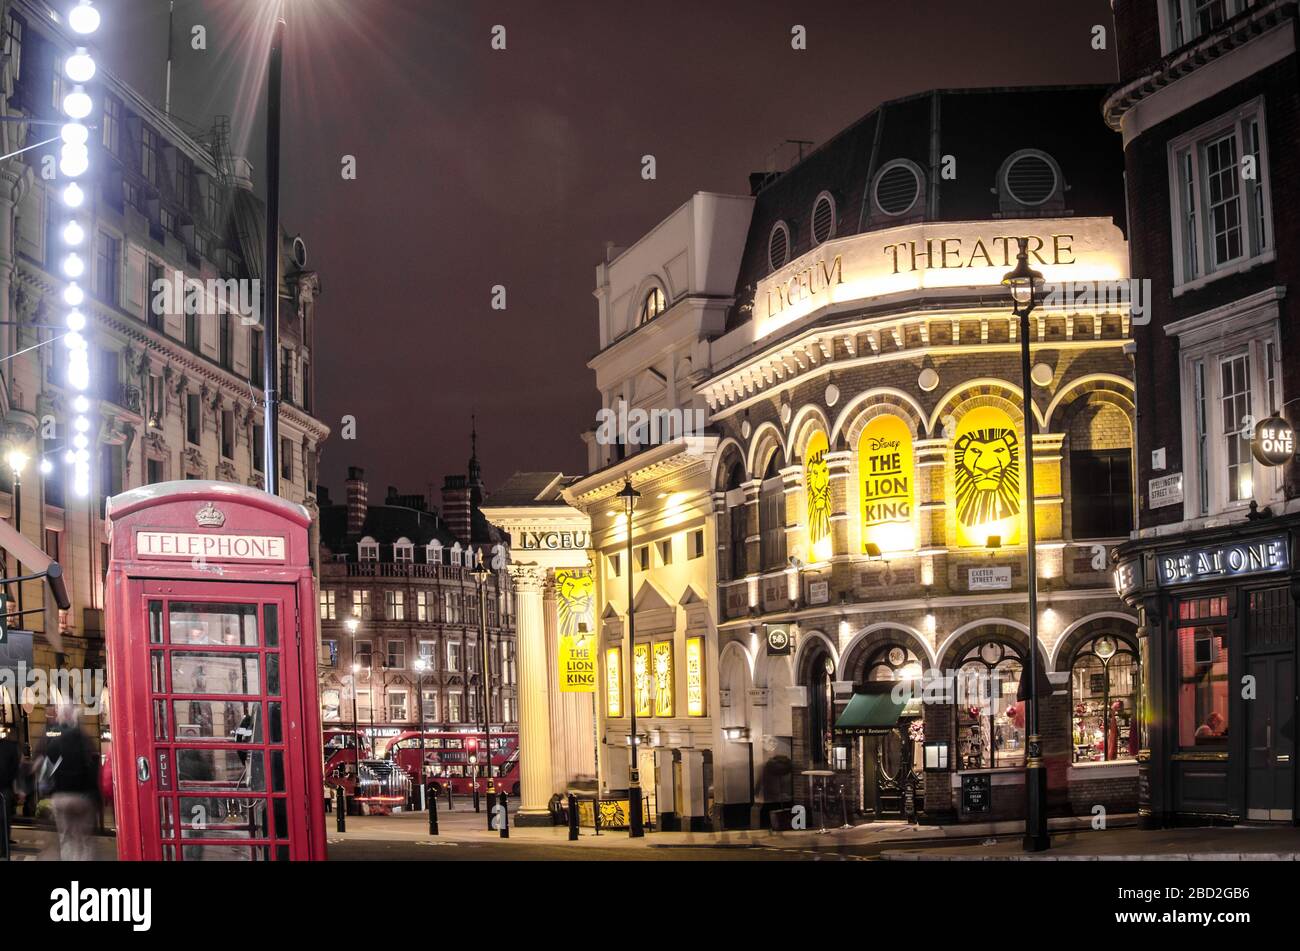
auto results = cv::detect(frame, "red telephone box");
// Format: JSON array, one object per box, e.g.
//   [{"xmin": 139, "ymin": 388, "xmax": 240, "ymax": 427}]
[{"xmin": 104, "ymin": 481, "xmax": 327, "ymax": 861}]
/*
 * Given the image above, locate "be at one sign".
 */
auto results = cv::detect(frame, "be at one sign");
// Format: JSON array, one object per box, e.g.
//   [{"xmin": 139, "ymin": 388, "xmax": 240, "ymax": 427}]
[{"xmin": 1252, "ymin": 416, "xmax": 1296, "ymax": 466}]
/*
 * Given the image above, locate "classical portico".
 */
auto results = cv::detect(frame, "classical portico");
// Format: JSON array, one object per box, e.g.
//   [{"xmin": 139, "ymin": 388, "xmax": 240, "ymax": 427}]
[{"xmin": 483, "ymin": 474, "xmax": 595, "ymax": 825}]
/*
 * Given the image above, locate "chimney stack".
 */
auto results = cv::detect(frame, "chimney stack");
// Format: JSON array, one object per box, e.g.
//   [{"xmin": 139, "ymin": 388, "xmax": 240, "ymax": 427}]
[
  {"xmin": 441, "ymin": 474, "xmax": 471, "ymax": 544},
  {"xmin": 346, "ymin": 467, "xmax": 368, "ymax": 536}
]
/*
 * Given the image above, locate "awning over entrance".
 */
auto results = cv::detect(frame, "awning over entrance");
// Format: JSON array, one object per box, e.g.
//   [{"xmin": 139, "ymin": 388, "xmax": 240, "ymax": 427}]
[{"xmin": 834, "ymin": 687, "xmax": 912, "ymax": 736}]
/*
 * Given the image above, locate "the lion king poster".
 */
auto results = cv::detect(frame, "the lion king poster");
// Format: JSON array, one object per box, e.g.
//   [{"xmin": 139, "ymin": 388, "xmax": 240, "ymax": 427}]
[
  {"xmin": 805, "ymin": 431, "xmax": 832, "ymax": 560},
  {"xmin": 952, "ymin": 406, "xmax": 1024, "ymax": 546}
]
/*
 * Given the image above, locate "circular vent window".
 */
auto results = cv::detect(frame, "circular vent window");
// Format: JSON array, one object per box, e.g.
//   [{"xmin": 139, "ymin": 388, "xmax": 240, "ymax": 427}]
[
  {"xmin": 1005, "ymin": 153, "xmax": 1058, "ymax": 206},
  {"xmin": 768, "ymin": 222, "xmax": 790, "ymax": 271},
  {"xmin": 811, "ymin": 193, "xmax": 835, "ymax": 245},
  {"xmin": 874, "ymin": 162, "xmax": 921, "ymax": 216}
]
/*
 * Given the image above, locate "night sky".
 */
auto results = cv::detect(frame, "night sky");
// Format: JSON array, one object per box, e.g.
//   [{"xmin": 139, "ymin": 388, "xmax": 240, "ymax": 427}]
[{"xmin": 97, "ymin": 0, "xmax": 1117, "ymax": 501}]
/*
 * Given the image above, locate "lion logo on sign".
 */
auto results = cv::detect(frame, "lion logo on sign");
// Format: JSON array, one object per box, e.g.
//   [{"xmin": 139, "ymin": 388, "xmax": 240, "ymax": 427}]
[
  {"xmin": 556, "ymin": 570, "xmax": 594, "ymax": 637},
  {"xmin": 954, "ymin": 427, "xmax": 1021, "ymax": 527},
  {"xmin": 806, "ymin": 447, "xmax": 831, "ymax": 545}
]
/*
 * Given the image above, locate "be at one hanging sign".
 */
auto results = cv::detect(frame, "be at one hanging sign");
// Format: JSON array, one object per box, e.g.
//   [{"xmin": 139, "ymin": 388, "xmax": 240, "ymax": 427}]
[{"xmin": 1252, "ymin": 416, "xmax": 1296, "ymax": 466}]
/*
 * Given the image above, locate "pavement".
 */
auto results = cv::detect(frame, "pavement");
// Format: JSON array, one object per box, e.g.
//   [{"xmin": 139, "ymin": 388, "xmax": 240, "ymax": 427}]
[
  {"xmin": 880, "ymin": 824, "xmax": 1300, "ymax": 861},
  {"xmin": 7, "ymin": 807, "xmax": 1300, "ymax": 861}
]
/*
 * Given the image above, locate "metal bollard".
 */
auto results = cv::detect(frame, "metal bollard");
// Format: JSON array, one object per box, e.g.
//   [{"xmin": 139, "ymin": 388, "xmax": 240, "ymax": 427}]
[
  {"xmin": 446, "ymin": 780, "xmax": 454, "ymax": 811},
  {"xmin": 593, "ymin": 796, "xmax": 601, "ymax": 836},
  {"xmin": 428, "ymin": 788, "xmax": 439, "ymax": 835},
  {"xmin": 567, "ymin": 793, "xmax": 579, "ymax": 841},
  {"xmin": 335, "ymin": 786, "xmax": 346, "ymax": 833},
  {"xmin": 497, "ymin": 791, "xmax": 509, "ymax": 839},
  {"xmin": 473, "ymin": 783, "xmax": 481, "ymax": 813}
]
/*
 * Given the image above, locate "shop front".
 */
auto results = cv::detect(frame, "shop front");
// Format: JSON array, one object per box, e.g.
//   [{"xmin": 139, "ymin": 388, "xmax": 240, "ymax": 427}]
[{"xmin": 1117, "ymin": 525, "xmax": 1298, "ymax": 826}]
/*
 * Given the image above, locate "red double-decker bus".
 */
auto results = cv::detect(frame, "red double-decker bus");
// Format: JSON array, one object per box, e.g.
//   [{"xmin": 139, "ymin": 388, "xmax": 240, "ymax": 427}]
[{"xmin": 381, "ymin": 731, "xmax": 520, "ymax": 797}]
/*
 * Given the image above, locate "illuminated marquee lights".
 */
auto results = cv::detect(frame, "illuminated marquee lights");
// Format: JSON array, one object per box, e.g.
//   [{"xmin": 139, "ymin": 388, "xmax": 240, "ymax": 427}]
[{"xmin": 61, "ymin": 2, "xmax": 101, "ymax": 497}]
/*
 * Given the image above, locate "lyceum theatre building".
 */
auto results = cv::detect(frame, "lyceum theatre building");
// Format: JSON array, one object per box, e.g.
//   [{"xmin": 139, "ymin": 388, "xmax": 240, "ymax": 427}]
[{"xmin": 701, "ymin": 86, "xmax": 1140, "ymax": 826}]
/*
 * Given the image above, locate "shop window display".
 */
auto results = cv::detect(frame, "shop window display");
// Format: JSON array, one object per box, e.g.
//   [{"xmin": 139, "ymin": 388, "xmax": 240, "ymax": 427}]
[
  {"xmin": 955, "ymin": 641, "xmax": 1024, "ymax": 769},
  {"xmin": 1176, "ymin": 596, "xmax": 1229, "ymax": 748},
  {"xmin": 1070, "ymin": 634, "xmax": 1139, "ymax": 762}
]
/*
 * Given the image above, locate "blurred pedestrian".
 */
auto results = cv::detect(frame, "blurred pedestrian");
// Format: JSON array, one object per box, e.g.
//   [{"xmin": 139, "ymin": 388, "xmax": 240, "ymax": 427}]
[
  {"xmin": 42, "ymin": 705, "xmax": 99, "ymax": 861},
  {"xmin": 0, "ymin": 732, "xmax": 18, "ymax": 844}
]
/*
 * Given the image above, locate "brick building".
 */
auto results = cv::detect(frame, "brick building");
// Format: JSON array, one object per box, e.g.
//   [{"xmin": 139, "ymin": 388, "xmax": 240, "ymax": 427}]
[
  {"xmin": 697, "ymin": 86, "xmax": 1140, "ymax": 826},
  {"xmin": 1108, "ymin": 0, "xmax": 1300, "ymax": 825},
  {"xmin": 315, "ymin": 443, "xmax": 519, "ymax": 785}
]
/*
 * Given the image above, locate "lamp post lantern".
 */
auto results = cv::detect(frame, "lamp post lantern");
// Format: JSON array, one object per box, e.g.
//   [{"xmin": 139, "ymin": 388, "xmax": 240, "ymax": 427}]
[
  {"xmin": 616, "ymin": 477, "xmax": 644, "ymax": 837},
  {"xmin": 1001, "ymin": 236, "xmax": 1049, "ymax": 853}
]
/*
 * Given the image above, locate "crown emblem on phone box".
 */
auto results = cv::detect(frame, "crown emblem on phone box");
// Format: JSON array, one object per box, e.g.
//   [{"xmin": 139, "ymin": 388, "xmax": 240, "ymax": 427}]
[{"xmin": 195, "ymin": 503, "xmax": 226, "ymax": 528}]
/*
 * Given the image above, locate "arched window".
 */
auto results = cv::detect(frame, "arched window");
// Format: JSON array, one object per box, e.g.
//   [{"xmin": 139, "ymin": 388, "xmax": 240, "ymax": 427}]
[
  {"xmin": 1070, "ymin": 634, "xmax": 1139, "ymax": 762},
  {"xmin": 759, "ymin": 452, "xmax": 786, "ymax": 569},
  {"xmin": 807, "ymin": 650, "xmax": 835, "ymax": 766},
  {"xmin": 357, "ymin": 536, "xmax": 379, "ymax": 562},
  {"xmin": 637, "ymin": 286, "xmax": 665, "ymax": 326},
  {"xmin": 724, "ymin": 459, "xmax": 748, "ymax": 581},
  {"xmin": 865, "ymin": 644, "xmax": 923, "ymax": 684},
  {"xmin": 955, "ymin": 641, "xmax": 1025, "ymax": 769}
]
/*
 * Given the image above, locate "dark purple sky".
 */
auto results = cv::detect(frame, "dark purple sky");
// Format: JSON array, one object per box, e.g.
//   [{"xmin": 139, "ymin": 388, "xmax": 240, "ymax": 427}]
[{"xmin": 99, "ymin": 0, "xmax": 1117, "ymax": 501}]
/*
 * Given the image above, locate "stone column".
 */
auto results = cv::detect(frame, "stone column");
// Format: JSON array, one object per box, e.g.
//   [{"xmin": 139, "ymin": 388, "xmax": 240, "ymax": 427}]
[{"xmin": 510, "ymin": 564, "xmax": 555, "ymax": 824}]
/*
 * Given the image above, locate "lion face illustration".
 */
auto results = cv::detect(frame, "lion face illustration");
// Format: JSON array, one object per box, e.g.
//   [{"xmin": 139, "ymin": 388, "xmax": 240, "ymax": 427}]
[
  {"xmin": 954, "ymin": 427, "xmax": 1021, "ymax": 527},
  {"xmin": 806, "ymin": 449, "xmax": 831, "ymax": 543},
  {"xmin": 556, "ymin": 571, "xmax": 594, "ymax": 637}
]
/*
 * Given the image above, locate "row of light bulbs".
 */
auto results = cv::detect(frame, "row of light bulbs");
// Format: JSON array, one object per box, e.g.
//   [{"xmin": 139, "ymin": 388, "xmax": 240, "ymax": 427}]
[{"xmin": 58, "ymin": 1, "xmax": 102, "ymax": 497}]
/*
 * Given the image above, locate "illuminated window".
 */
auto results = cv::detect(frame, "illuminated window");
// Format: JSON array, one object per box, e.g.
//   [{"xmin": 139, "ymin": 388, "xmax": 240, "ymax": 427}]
[
  {"xmin": 352, "ymin": 589, "xmax": 371, "ymax": 619},
  {"xmin": 606, "ymin": 646, "xmax": 623, "ymax": 718},
  {"xmin": 637, "ymin": 286, "xmax": 665, "ymax": 325},
  {"xmin": 319, "ymin": 589, "xmax": 336, "ymax": 620},
  {"xmin": 1070, "ymin": 635, "xmax": 1139, "ymax": 763},
  {"xmin": 416, "ymin": 591, "xmax": 429, "ymax": 622},
  {"xmin": 652, "ymin": 641, "xmax": 674, "ymax": 717},
  {"xmin": 954, "ymin": 641, "xmax": 1024, "ymax": 769},
  {"xmin": 1177, "ymin": 597, "xmax": 1228, "ymax": 749}
]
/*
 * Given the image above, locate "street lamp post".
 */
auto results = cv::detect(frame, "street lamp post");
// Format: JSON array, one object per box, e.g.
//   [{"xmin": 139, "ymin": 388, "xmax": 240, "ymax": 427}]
[
  {"xmin": 346, "ymin": 617, "xmax": 362, "ymax": 793},
  {"xmin": 471, "ymin": 551, "xmax": 493, "ymax": 830},
  {"xmin": 261, "ymin": 16, "xmax": 285, "ymax": 494},
  {"xmin": 414, "ymin": 657, "xmax": 428, "ymax": 811},
  {"xmin": 616, "ymin": 477, "xmax": 644, "ymax": 838},
  {"xmin": 1002, "ymin": 236, "xmax": 1049, "ymax": 853}
]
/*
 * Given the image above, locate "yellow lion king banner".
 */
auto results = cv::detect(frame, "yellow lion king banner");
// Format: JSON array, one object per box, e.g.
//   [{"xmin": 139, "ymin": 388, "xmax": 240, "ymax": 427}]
[{"xmin": 952, "ymin": 406, "xmax": 1025, "ymax": 547}]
